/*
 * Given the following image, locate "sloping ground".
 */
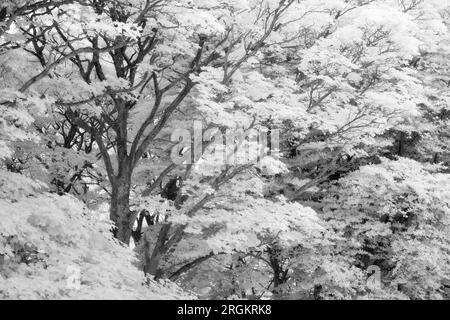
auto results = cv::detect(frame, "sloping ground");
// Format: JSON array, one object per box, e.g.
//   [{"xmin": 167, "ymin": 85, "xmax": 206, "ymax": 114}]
[{"xmin": 0, "ymin": 170, "xmax": 192, "ymax": 299}]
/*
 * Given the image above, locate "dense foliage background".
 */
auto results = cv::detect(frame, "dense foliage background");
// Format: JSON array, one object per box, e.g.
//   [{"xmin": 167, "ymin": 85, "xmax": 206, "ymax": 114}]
[{"xmin": 1, "ymin": 0, "xmax": 449, "ymax": 299}]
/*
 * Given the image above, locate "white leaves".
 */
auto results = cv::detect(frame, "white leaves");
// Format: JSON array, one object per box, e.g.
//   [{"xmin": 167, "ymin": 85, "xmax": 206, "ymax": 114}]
[
  {"xmin": 0, "ymin": 170, "xmax": 46, "ymax": 200},
  {"xmin": 0, "ymin": 171, "xmax": 190, "ymax": 299},
  {"xmin": 173, "ymin": 194, "xmax": 325, "ymax": 253},
  {"xmin": 256, "ymin": 156, "xmax": 288, "ymax": 176},
  {"xmin": 52, "ymin": 4, "xmax": 143, "ymax": 40},
  {"xmin": 0, "ymin": 0, "xmax": 449, "ymax": 300},
  {"xmin": 322, "ymin": 157, "xmax": 450, "ymax": 298},
  {"xmin": 170, "ymin": 4, "xmax": 226, "ymax": 37},
  {"xmin": 299, "ymin": 43, "xmax": 358, "ymax": 78}
]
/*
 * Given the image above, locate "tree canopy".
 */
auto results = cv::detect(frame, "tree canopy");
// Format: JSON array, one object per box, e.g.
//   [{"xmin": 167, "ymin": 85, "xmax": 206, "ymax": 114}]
[{"xmin": 1, "ymin": 0, "xmax": 450, "ymax": 300}]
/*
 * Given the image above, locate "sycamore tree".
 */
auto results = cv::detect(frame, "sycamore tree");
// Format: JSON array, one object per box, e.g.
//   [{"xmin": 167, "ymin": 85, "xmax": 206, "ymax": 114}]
[{"xmin": 1, "ymin": 0, "xmax": 307, "ymax": 246}]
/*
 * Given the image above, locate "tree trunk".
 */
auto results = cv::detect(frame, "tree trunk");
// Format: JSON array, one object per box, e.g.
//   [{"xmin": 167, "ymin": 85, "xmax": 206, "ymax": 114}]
[
  {"xmin": 433, "ymin": 152, "xmax": 440, "ymax": 164},
  {"xmin": 144, "ymin": 223, "xmax": 172, "ymax": 277},
  {"xmin": 143, "ymin": 223, "xmax": 186, "ymax": 278},
  {"xmin": 397, "ymin": 132, "xmax": 406, "ymax": 156},
  {"xmin": 110, "ymin": 171, "xmax": 132, "ymax": 245}
]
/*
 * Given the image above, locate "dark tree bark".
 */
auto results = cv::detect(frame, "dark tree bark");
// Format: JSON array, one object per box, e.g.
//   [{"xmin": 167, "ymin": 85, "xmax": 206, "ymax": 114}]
[
  {"xmin": 397, "ymin": 131, "xmax": 406, "ymax": 156},
  {"xmin": 110, "ymin": 171, "xmax": 133, "ymax": 244}
]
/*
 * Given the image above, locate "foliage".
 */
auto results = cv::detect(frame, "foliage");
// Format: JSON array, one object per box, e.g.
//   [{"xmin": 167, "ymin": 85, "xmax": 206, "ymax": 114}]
[
  {"xmin": 0, "ymin": 169, "xmax": 190, "ymax": 299},
  {"xmin": 321, "ymin": 158, "xmax": 450, "ymax": 299},
  {"xmin": 0, "ymin": 0, "xmax": 449, "ymax": 300}
]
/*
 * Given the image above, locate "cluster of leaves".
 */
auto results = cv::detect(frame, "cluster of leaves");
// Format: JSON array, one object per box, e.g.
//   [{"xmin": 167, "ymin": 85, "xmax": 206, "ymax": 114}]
[
  {"xmin": 321, "ymin": 158, "xmax": 450, "ymax": 299},
  {"xmin": 0, "ymin": 169, "xmax": 190, "ymax": 299}
]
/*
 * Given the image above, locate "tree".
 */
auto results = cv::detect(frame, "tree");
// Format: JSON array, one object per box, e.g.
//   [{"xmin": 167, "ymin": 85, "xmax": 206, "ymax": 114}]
[{"xmin": 4, "ymin": 0, "xmax": 302, "ymax": 245}]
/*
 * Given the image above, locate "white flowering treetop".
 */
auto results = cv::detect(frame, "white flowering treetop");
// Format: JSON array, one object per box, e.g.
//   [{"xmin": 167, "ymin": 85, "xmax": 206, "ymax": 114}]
[{"xmin": 1, "ymin": 0, "xmax": 449, "ymax": 299}]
